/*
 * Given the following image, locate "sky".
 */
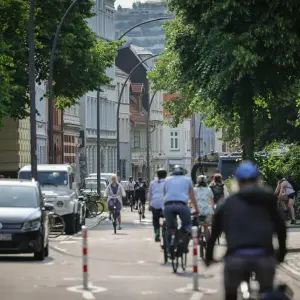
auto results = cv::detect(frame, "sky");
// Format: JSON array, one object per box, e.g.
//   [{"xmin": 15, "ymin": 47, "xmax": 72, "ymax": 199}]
[{"xmin": 115, "ymin": 0, "xmax": 144, "ymax": 8}]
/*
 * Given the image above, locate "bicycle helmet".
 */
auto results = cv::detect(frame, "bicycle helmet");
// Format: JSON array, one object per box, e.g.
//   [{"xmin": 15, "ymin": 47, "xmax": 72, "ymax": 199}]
[
  {"xmin": 172, "ymin": 165, "xmax": 185, "ymax": 176},
  {"xmin": 157, "ymin": 168, "xmax": 167, "ymax": 179},
  {"xmin": 197, "ymin": 175, "xmax": 207, "ymax": 184},
  {"xmin": 235, "ymin": 161, "xmax": 260, "ymax": 181}
]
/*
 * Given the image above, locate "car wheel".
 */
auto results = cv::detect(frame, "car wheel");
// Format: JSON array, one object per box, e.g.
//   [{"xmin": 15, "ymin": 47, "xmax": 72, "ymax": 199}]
[
  {"xmin": 44, "ymin": 241, "xmax": 49, "ymax": 257},
  {"xmin": 65, "ymin": 213, "xmax": 76, "ymax": 235},
  {"xmin": 34, "ymin": 235, "xmax": 45, "ymax": 261}
]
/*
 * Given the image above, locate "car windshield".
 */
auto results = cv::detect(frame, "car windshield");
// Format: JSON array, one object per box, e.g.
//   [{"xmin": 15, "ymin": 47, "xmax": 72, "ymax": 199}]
[
  {"xmin": 84, "ymin": 179, "xmax": 106, "ymax": 191},
  {"xmin": 0, "ymin": 186, "xmax": 38, "ymax": 208},
  {"xmin": 19, "ymin": 171, "xmax": 68, "ymax": 186}
]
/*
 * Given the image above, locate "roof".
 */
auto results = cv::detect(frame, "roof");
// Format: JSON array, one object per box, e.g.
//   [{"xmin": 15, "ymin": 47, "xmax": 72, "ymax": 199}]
[
  {"xmin": 130, "ymin": 44, "xmax": 153, "ymax": 56},
  {"xmin": 19, "ymin": 164, "xmax": 74, "ymax": 173},
  {"xmin": 0, "ymin": 179, "xmax": 38, "ymax": 187},
  {"xmin": 130, "ymin": 102, "xmax": 147, "ymax": 125},
  {"xmin": 131, "ymin": 83, "xmax": 144, "ymax": 93},
  {"xmin": 115, "ymin": 67, "xmax": 128, "ymax": 78}
]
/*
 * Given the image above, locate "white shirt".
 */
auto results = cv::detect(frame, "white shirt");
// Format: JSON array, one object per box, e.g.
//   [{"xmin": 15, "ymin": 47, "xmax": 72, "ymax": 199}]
[{"xmin": 193, "ymin": 187, "xmax": 214, "ymax": 216}]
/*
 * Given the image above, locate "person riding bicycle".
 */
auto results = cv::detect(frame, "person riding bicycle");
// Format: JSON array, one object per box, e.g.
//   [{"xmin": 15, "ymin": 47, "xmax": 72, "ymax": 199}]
[
  {"xmin": 148, "ymin": 168, "xmax": 167, "ymax": 242},
  {"xmin": 205, "ymin": 161, "xmax": 287, "ymax": 300},
  {"xmin": 126, "ymin": 176, "xmax": 136, "ymax": 207},
  {"xmin": 193, "ymin": 175, "xmax": 214, "ymax": 241},
  {"xmin": 106, "ymin": 175, "xmax": 126, "ymax": 230},
  {"xmin": 134, "ymin": 177, "xmax": 147, "ymax": 218},
  {"xmin": 163, "ymin": 165, "xmax": 199, "ymax": 253},
  {"xmin": 209, "ymin": 173, "xmax": 229, "ymax": 206}
]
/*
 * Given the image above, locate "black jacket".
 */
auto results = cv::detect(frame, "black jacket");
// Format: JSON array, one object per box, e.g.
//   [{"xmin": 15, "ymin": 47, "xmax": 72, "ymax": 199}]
[{"xmin": 206, "ymin": 185, "xmax": 287, "ymax": 262}]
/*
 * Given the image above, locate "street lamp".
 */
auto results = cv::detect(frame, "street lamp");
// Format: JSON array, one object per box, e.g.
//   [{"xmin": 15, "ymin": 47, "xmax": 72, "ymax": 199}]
[
  {"xmin": 48, "ymin": 0, "xmax": 80, "ymax": 164},
  {"xmin": 29, "ymin": 0, "xmax": 37, "ymax": 179},
  {"xmin": 116, "ymin": 54, "xmax": 160, "ymax": 176}
]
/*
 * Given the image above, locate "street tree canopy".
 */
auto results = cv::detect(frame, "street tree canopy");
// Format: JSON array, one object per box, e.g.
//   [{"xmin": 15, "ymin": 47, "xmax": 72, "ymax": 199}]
[
  {"xmin": 150, "ymin": 1, "xmax": 300, "ymax": 158},
  {"xmin": 0, "ymin": 0, "xmax": 120, "ymax": 120}
]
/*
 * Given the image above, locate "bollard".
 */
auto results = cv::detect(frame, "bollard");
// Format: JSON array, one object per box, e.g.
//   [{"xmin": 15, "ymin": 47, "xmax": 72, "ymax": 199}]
[
  {"xmin": 82, "ymin": 225, "xmax": 88, "ymax": 290},
  {"xmin": 192, "ymin": 226, "xmax": 198, "ymax": 291}
]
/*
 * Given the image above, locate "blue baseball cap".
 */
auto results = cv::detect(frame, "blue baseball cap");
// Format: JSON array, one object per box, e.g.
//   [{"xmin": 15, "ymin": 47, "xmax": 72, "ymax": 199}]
[{"xmin": 235, "ymin": 161, "xmax": 260, "ymax": 181}]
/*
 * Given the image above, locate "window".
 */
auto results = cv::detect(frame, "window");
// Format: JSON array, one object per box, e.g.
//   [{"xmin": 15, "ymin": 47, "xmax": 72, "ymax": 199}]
[
  {"xmin": 170, "ymin": 131, "xmax": 179, "ymax": 150},
  {"xmin": 134, "ymin": 130, "xmax": 140, "ymax": 148}
]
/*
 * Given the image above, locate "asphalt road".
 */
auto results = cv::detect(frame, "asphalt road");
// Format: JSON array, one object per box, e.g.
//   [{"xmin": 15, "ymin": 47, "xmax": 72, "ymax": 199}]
[{"xmin": 1, "ymin": 209, "xmax": 300, "ymax": 300}]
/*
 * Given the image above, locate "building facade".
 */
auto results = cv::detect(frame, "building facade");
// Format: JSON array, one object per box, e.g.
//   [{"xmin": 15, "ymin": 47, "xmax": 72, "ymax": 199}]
[
  {"xmin": 79, "ymin": 0, "xmax": 118, "ymax": 177},
  {"xmin": 35, "ymin": 82, "xmax": 48, "ymax": 164},
  {"xmin": 115, "ymin": 1, "xmax": 174, "ymax": 54},
  {"xmin": 116, "ymin": 67, "xmax": 131, "ymax": 180}
]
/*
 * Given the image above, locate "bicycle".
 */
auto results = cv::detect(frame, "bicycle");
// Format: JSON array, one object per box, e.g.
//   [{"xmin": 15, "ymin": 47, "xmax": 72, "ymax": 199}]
[
  {"xmin": 48, "ymin": 212, "xmax": 65, "ymax": 238},
  {"xmin": 86, "ymin": 192, "xmax": 105, "ymax": 216},
  {"xmin": 168, "ymin": 226, "xmax": 188, "ymax": 273},
  {"xmin": 128, "ymin": 192, "xmax": 134, "ymax": 212},
  {"xmin": 111, "ymin": 199, "xmax": 118, "ymax": 234},
  {"xmin": 160, "ymin": 218, "xmax": 168, "ymax": 264},
  {"xmin": 137, "ymin": 198, "xmax": 143, "ymax": 222}
]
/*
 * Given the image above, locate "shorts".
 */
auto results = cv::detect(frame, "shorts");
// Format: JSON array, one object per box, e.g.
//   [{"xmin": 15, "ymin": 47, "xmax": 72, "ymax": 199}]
[{"xmin": 108, "ymin": 199, "xmax": 121, "ymax": 217}]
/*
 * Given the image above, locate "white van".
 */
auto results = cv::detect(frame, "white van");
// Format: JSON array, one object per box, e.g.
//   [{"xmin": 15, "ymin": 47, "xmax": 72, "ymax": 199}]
[
  {"xmin": 19, "ymin": 164, "xmax": 86, "ymax": 235},
  {"xmin": 88, "ymin": 173, "xmax": 116, "ymax": 183}
]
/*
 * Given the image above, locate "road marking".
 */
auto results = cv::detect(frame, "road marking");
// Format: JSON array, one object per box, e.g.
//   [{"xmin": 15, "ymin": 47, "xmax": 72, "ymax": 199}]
[
  {"xmin": 53, "ymin": 246, "xmax": 67, "ymax": 252},
  {"xmin": 45, "ymin": 261, "xmax": 54, "ymax": 265},
  {"xmin": 66, "ymin": 284, "xmax": 107, "ymax": 297},
  {"xmin": 190, "ymin": 292, "xmax": 203, "ymax": 300},
  {"xmin": 110, "ymin": 275, "xmax": 164, "ymax": 280},
  {"xmin": 64, "ymin": 277, "xmax": 82, "ymax": 281},
  {"xmin": 83, "ymin": 290, "xmax": 95, "ymax": 300},
  {"xmin": 60, "ymin": 241, "xmax": 77, "ymax": 244},
  {"xmin": 141, "ymin": 291, "xmax": 157, "ymax": 295},
  {"xmin": 137, "ymin": 260, "xmax": 145, "ymax": 264},
  {"xmin": 175, "ymin": 284, "xmax": 217, "ymax": 295}
]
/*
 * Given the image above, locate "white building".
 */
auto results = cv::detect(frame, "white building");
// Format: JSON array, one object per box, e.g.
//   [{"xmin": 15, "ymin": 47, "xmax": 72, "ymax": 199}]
[
  {"xmin": 80, "ymin": 0, "xmax": 118, "ymax": 176},
  {"xmin": 35, "ymin": 82, "xmax": 48, "ymax": 164},
  {"xmin": 163, "ymin": 119, "xmax": 192, "ymax": 175},
  {"xmin": 116, "ymin": 67, "xmax": 131, "ymax": 179}
]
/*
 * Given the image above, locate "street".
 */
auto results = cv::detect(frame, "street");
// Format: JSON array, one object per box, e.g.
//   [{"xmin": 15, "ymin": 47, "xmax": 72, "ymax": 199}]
[{"xmin": 1, "ymin": 210, "xmax": 300, "ymax": 300}]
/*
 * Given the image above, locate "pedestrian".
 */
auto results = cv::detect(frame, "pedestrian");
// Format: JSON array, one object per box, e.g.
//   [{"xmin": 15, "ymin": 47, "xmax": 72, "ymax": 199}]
[
  {"xmin": 106, "ymin": 175, "xmax": 126, "ymax": 230},
  {"xmin": 148, "ymin": 168, "xmax": 167, "ymax": 242}
]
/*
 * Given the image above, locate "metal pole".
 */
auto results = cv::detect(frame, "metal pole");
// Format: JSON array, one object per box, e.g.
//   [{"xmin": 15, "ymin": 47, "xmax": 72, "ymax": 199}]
[
  {"xmin": 48, "ymin": 0, "xmax": 79, "ymax": 164},
  {"xmin": 146, "ymin": 91, "xmax": 157, "ymax": 186},
  {"xmin": 198, "ymin": 121, "xmax": 202, "ymax": 156},
  {"xmin": 82, "ymin": 226, "xmax": 88, "ymax": 290},
  {"xmin": 29, "ymin": 0, "xmax": 37, "ymax": 180},
  {"xmin": 192, "ymin": 226, "xmax": 198, "ymax": 291},
  {"xmin": 96, "ymin": 88, "xmax": 101, "ymax": 195},
  {"xmin": 116, "ymin": 54, "xmax": 159, "ymax": 175},
  {"xmin": 117, "ymin": 17, "xmax": 172, "ymax": 41}
]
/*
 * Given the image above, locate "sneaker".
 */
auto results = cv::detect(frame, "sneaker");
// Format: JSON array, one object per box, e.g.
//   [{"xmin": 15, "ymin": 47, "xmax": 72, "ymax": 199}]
[
  {"xmin": 108, "ymin": 216, "xmax": 112, "ymax": 221},
  {"xmin": 118, "ymin": 226, "xmax": 122, "ymax": 230},
  {"xmin": 142, "ymin": 215, "xmax": 145, "ymax": 219},
  {"xmin": 291, "ymin": 219, "xmax": 296, "ymax": 225},
  {"xmin": 155, "ymin": 233, "xmax": 161, "ymax": 242}
]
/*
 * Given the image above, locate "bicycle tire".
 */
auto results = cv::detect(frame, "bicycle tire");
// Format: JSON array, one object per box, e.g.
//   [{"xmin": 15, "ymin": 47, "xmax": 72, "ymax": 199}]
[
  {"xmin": 49, "ymin": 214, "xmax": 65, "ymax": 238},
  {"xmin": 86, "ymin": 201, "xmax": 98, "ymax": 218},
  {"xmin": 181, "ymin": 253, "xmax": 187, "ymax": 271},
  {"xmin": 161, "ymin": 225, "xmax": 168, "ymax": 264},
  {"xmin": 112, "ymin": 210, "xmax": 117, "ymax": 234},
  {"xmin": 130, "ymin": 196, "xmax": 133, "ymax": 212},
  {"xmin": 96, "ymin": 201, "xmax": 105, "ymax": 216},
  {"xmin": 138, "ymin": 201, "xmax": 142, "ymax": 222},
  {"xmin": 199, "ymin": 239, "xmax": 206, "ymax": 259}
]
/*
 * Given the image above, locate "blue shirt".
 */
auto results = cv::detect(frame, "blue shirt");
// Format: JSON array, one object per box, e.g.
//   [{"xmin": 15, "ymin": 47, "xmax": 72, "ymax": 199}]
[
  {"xmin": 164, "ymin": 176, "xmax": 193, "ymax": 203},
  {"xmin": 149, "ymin": 179, "xmax": 165, "ymax": 209}
]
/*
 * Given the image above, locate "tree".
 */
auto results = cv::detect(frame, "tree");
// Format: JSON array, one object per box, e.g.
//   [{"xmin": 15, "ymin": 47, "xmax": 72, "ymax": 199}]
[
  {"xmin": 0, "ymin": 0, "xmax": 120, "ymax": 120},
  {"xmin": 151, "ymin": 1, "xmax": 300, "ymax": 158}
]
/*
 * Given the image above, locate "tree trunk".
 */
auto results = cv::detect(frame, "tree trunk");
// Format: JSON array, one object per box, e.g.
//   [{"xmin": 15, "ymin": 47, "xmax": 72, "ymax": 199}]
[{"xmin": 239, "ymin": 94, "xmax": 255, "ymax": 161}]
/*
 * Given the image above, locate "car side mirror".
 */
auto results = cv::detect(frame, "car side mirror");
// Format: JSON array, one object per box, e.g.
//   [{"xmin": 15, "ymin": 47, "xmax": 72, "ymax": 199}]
[
  {"xmin": 72, "ymin": 182, "xmax": 77, "ymax": 190},
  {"xmin": 44, "ymin": 202, "xmax": 54, "ymax": 211}
]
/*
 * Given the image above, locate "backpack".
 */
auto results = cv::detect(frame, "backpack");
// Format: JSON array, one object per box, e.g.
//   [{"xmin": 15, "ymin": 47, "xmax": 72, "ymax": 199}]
[{"xmin": 210, "ymin": 184, "xmax": 224, "ymax": 203}]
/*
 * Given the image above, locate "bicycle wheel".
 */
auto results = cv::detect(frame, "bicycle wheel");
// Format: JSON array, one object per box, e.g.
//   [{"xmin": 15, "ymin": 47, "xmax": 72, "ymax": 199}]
[
  {"xmin": 112, "ymin": 210, "xmax": 117, "ymax": 234},
  {"xmin": 199, "ymin": 238, "xmax": 206, "ymax": 259},
  {"xmin": 49, "ymin": 214, "xmax": 65, "ymax": 238},
  {"xmin": 161, "ymin": 225, "xmax": 168, "ymax": 264},
  {"xmin": 138, "ymin": 201, "xmax": 142, "ymax": 222},
  {"xmin": 86, "ymin": 201, "xmax": 98, "ymax": 218},
  {"xmin": 181, "ymin": 253, "xmax": 187, "ymax": 271},
  {"xmin": 130, "ymin": 196, "xmax": 133, "ymax": 212},
  {"xmin": 96, "ymin": 201, "xmax": 105, "ymax": 216}
]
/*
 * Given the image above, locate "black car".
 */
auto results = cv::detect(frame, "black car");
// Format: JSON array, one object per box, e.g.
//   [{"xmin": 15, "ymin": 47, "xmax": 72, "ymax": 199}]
[{"xmin": 0, "ymin": 179, "xmax": 54, "ymax": 260}]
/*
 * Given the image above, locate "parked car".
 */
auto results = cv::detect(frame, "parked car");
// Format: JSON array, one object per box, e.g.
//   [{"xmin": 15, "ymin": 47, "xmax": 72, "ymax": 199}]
[
  {"xmin": 81, "ymin": 178, "xmax": 107, "ymax": 198},
  {"xmin": 0, "ymin": 179, "xmax": 54, "ymax": 260},
  {"xmin": 19, "ymin": 164, "xmax": 86, "ymax": 235}
]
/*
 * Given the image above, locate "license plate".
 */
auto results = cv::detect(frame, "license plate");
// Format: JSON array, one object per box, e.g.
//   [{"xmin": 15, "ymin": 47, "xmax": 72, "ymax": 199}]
[{"xmin": 0, "ymin": 234, "xmax": 12, "ymax": 241}]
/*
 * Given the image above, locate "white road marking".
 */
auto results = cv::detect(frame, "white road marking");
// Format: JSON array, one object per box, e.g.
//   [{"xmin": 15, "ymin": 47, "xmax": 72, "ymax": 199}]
[
  {"xmin": 45, "ymin": 261, "xmax": 54, "ymax": 265},
  {"xmin": 82, "ymin": 290, "xmax": 95, "ymax": 300},
  {"xmin": 175, "ymin": 284, "xmax": 217, "ymax": 295},
  {"xmin": 110, "ymin": 275, "xmax": 164, "ymax": 280},
  {"xmin": 60, "ymin": 241, "xmax": 77, "ymax": 244},
  {"xmin": 66, "ymin": 284, "xmax": 107, "ymax": 296},
  {"xmin": 64, "ymin": 277, "xmax": 82, "ymax": 281},
  {"xmin": 137, "ymin": 260, "xmax": 145, "ymax": 264},
  {"xmin": 190, "ymin": 292, "xmax": 204, "ymax": 300},
  {"xmin": 141, "ymin": 291, "xmax": 157, "ymax": 295},
  {"xmin": 53, "ymin": 246, "xmax": 67, "ymax": 252}
]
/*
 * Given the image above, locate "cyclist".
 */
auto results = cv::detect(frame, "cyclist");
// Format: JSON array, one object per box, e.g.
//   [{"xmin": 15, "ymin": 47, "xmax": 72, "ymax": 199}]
[
  {"xmin": 126, "ymin": 176, "xmax": 136, "ymax": 207},
  {"xmin": 134, "ymin": 177, "xmax": 147, "ymax": 218},
  {"xmin": 106, "ymin": 175, "xmax": 126, "ymax": 230},
  {"xmin": 210, "ymin": 173, "xmax": 229, "ymax": 206},
  {"xmin": 193, "ymin": 175, "xmax": 214, "ymax": 240},
  {"xmin": 164, "ymin": 165, "xmax": 199, "ymax": 253},
  {"xmin": 148, "ymin": 168, "xmax": 167, "ymax": 242},
  {"xmin": 205, "ymin": 161, "xmax": 287, "ymax": 300}
]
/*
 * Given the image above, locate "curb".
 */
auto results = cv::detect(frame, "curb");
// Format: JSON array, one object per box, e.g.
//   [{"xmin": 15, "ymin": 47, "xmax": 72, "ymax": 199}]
[
  {"xmin": 287, "ymin": 248, "xmax": 300, "ymax": 253},
  {"xmin": 280, "ymin": 263, "xmax": 300, "ymax": 280}
]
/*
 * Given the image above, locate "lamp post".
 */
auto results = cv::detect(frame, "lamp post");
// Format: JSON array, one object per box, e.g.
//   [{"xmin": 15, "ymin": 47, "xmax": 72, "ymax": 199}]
[
  {"xmin": 146, "ymin": 91, "xmax": 157, "ymax": 186},
  {"xmin": 116, "ymin": 54, "xmax": 159, "ymax": 177},
  {"xmin": 96, "ymin": 88, "xmax": 101, "ymax": 195},
  {"xmin": 48, "ymin": 0, "xmax": 80, "ymax": 164},
  {"xmin": 29, "ymin": 0, "xmax": 37, "ymax": 179}
]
